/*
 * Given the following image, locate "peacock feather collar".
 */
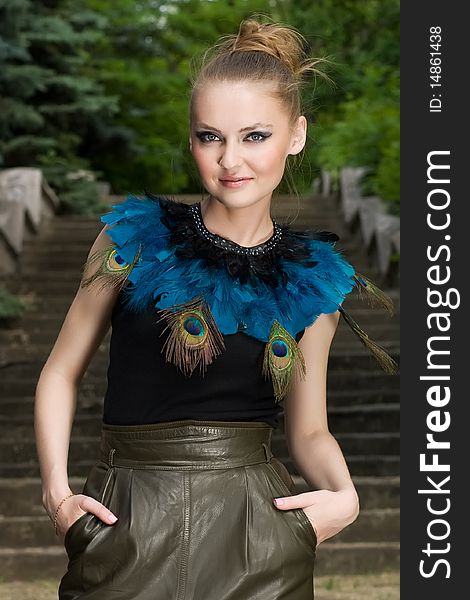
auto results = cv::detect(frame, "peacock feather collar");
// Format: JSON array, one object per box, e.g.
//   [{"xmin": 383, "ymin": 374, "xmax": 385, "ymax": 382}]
[{"xmin": 81, "ymin": 192, "xmax": 398, "ymax": 400}]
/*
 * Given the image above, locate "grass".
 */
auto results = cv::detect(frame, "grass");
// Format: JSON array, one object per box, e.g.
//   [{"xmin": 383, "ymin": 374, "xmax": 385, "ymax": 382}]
[
  {"xmin": 0, "ymin": 572, "xmax": 399, "ymax": 599},
  {"xmin": 316, "ymin": 571, "xmax": 399, "ymax": 599}
]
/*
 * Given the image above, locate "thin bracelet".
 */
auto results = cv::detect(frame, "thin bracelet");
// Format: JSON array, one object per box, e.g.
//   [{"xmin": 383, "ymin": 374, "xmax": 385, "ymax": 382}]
[{"xmin": 53, "ymin": 493, "xmax": 76, "ymax": 536}]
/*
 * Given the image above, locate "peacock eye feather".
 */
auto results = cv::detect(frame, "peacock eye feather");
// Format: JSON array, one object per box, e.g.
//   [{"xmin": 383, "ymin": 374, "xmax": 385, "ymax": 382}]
[
  {"xmin": 271, "ymin": 339, "xmax": 290, "ymax": 366},
  {"xmin": 107, "ymin": 248, "xmax": 130, "ymax": 272},
  {"xmin": 181, "ymin": 313, "xmax": 207, "ymax": 346},
  {"xmin": 80, "ymin": 243, "xmax": 141, "ymax": 293},
  {"xmin": 156, "ymin": 297, "xmax": 226, "ymax": 376},
  {"xmin": 263, "ymin": 320, "xmax": 306, "ymax": 402}
]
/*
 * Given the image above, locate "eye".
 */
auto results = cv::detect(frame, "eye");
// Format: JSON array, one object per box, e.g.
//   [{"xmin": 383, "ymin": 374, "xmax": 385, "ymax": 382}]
[
  {"xmin": 195, "ymin": 132, "xmax": 220, "ymax": 143},
  {"xmin": 246, "ymin": 132, "xmax": 271, "ymax": 142}
]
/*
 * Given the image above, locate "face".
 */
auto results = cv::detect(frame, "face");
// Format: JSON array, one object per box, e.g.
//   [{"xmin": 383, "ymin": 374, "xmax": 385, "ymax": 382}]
[{"xmin": 189, "ymin": 81, "xmax": 307, "ymax": 210}]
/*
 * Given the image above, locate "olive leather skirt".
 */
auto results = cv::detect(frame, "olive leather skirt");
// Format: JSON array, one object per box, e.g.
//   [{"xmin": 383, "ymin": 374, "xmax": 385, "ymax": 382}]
[{"xmin": 58, "ymin": 419, "xmax": 317, "ymax": 599}]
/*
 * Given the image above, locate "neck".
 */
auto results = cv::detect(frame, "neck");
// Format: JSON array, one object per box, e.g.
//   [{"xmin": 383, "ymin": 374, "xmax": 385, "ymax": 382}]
[{"xmin": 200, "ymin": 195, "xmax": 274, "ymax": 247}]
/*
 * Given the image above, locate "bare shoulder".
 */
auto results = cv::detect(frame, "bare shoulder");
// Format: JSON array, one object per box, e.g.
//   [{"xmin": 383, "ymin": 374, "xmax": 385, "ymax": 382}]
[
  {"xmin": 74, "ymin": 222, "xmax": 125, "ymax": 327},
  {"xmin": 298, "ymin": 311, "xmax": 341, "ymax": 352}
]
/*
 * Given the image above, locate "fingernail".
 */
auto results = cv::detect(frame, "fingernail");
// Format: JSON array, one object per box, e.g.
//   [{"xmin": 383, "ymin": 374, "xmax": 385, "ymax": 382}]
[
  {"xmin": 273, "ymin": 498, "xmax": 284, "ymax": 506},
  {"xmin": 108, "ymin": 514, "xmax": 118, "ymax": 523}
]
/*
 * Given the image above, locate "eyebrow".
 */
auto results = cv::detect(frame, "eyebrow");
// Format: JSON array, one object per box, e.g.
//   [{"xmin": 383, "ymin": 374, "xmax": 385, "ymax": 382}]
[{"xmin": 195, "ymin": 122, "xmax": 273, "ymax": 134}]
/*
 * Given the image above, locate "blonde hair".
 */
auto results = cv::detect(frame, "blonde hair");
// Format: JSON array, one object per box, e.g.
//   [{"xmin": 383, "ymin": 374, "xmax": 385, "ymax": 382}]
[{"xmin": 189, "ymin": 15, "xmax": 331, "ymax": 200}]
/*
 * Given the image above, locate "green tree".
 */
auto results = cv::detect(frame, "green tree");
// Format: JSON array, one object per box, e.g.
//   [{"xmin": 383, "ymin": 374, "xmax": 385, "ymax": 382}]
[
  {"xmin": 0, "ymin": 0, "xmax": 50, "ymax": 166},
  {"xmin": 285, "ymin": 0, "xmax": 400, "ymax": 210},
  {"xmin": 0, "ymin": 0, "xmax": 130, "ymax": 213}
]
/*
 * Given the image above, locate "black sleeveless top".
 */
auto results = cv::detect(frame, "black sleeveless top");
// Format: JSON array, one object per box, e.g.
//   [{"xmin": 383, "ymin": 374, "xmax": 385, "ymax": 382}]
[
  {"xmin": 102, "ymin": 288, "xmax": 305, "ymax": 429},
  {"xmin": 90, "ymin": 194, "xmax": 395, "ymax": 429}
]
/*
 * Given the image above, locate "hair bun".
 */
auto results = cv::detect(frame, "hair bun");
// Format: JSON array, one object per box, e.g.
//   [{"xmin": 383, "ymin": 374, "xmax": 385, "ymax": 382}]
[
  {"xmin": 239, "ymin": 19, "xmax": 263, "ymax": 37},
  {"xmin": 230, "ymin": 18, "xmax": 313, "ymax": 80}
]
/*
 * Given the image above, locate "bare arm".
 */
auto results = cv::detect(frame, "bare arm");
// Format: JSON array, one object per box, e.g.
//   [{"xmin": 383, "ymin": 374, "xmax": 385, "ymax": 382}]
[
  {"xmin": 274, "ymin": 311, "xmax": 360, "ymax": 544},
  {"xmin": 285, "ymin": 311, "xmax": 356, "ymax": 492},
  {"xmin": 34, "ymin": 224, "xmax": 121, "ymax": 527}
]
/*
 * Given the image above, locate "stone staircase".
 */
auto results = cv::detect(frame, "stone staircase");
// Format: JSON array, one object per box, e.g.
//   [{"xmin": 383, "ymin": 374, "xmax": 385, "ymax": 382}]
[{"xmin": 0, "ymin": 194, "xmax": 399, "ymax": 580}]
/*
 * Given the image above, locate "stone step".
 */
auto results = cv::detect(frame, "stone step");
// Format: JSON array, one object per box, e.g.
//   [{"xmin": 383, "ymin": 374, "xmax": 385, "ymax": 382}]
[
  {"xmin": 0, "ymin": 476, "xmax": 399, "ymax": 516},
  {"xmin": 2, "ymin": 308, "xmax": 399, "ymax": 329},
  {"xmin": 0, "ymin": 368, "xmax": 401, "ymax": 395},
  {"xmin": 35, "ymin": 211, "xmax": 360, "ymax": 226},
  {"xmin": 286, "ymin": 456, "xmax": 400, "ymax": 478},
  {"xmin": 0, "ymin": 431, "xmax": 399, "ymax": 466},
  {"xmin": 0, "ymin": 404, "xmax": 400, "ymax": 437},
  {"xmin": 272, "ymin": 433, "xmax": 399, "ymax": 457},
  {"xmin": 0, "ymin": 392, "xmax": 400, "ymax": 419},
  {"xmin": 26, "ymin": 286, "xmax": 399, "ymax": 306},
  {"xmin": 14, "ymin": 234, "xmax": 391, "ymax": 256},
  {"xmin": 21, "ymin": 206, "xmax": 354, "ymax": 225},
  {"xmin": 2, "ymin": 320, "xmax": 398, "ymax": 348},
  {"xmin": 332, "ymin": 509, "xmax": 399, "ymax": 543},
  {"xmin": 1, "ymin": 345, "xmax": 400, "ymax": 368},
  {"xmin": 0, "ymin": 541, "xmax": 400, "ymax": 580},
  {"xmin": 1, "ymin": 323, "xmax": 399, "ymax": 348},
  {"xmin": 18, "ymin": 229, "xmax": 360, "ymax": 252},
  {"xmin": 19, "ymin": 230, "xmax": 366, "ymax": 253},
  {"xmin": 315, "ymin": 542, "xmax": 399, "ymax": 575},
  {"xmin": 1, "ymin": 312, "xmax": 398, "ymax": 351},
  {"xmin": 0, "ymin": 367, "xmax": 104, "ymax": 390},
  {"xmin": 16, "ymin": 257, "xmax": 382, "ymax": 277},
  {"xmin": 293, "ymin": 476, "xmax": 400, "ymax": 509},
  {"xmin": 278, "ymin": 404, "xmax": 400, "ymax": 433},
  {"xmin": 1, "ymin": 344, "xmax": 400, "ymax": 371},
  {"xmin": 5, "ymin": 284, "xmax": 400, "ymax": 312},
  {"xmin": 0, "ymin": 506, "xmax": 398, "ymax": 549},
  {"xmin": 18, "ymin": 236, "xmax": 374, "ymax": 258},
  {"xmin": 18, "ymin": 232, "xmax": 374, "ymax": 253},
  {"xmin": 3, "ymin": 294, "xmax": 400, "ymax": 321},
  {"xmin": 35, "ymin": 208, "xmax": 351, "ymax": 222},
  {"xmin": 0, "ymin": 454, "xmax": 399, "ymax": 478},
  {"xmin": 3, "ymin": 283, "xmax": 396, "ymax": 310},
  {"xmin": 4, "ymin": 390, "xmax": 402, "ymax": 415}
]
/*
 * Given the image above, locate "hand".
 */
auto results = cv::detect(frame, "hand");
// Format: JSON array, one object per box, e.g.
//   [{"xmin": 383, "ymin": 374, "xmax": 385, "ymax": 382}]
[
  {"xmin": 273, "ymin": 488, "xmax": 359, "ymax": 546},
  {"xmin": 53, "ymin": 493, "xmax": 119, "ymax": 541}
]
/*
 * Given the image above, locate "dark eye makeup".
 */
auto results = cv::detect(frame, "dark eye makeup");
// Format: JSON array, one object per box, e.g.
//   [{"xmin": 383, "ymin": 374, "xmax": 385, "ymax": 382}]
[{"xmin": 195, "ymin": 131, "xmax": 272, "ymax": 143}]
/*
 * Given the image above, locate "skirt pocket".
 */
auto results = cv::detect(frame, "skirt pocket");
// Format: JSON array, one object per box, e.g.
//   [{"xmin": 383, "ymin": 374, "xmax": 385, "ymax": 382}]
[
  {"xmin": 63, "ymin": 461, "xmax": 117, "ymax": 561},
  {"xmin": 265, "ymin": 458, "xmax": 318, "ymax": 553}
]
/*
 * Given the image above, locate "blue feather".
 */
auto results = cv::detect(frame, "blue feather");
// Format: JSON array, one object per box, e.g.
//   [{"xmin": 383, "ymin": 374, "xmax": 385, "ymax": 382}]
[{"xmin": 100, "ymin": 194, "xmax": 357, "ymax": 341}]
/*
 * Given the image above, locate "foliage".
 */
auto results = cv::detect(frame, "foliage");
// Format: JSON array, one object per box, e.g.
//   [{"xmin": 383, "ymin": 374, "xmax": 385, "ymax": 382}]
[
  {"xmin": 38, "ymin": 150, "xmax": 107, "ymax": 214},
  {"xmin": 1, "ymin": 0, "xmax": 399, "ymax": 211},
  {"xmin": 0, "ymin": 284, "xmax": 29, "ymax": 321},
  {"xmin": 316, "ymin": 66, "xmax": 399, "ymax": 209},
  {"xmin": 0, "ymin": 0, "xmax": 128, "ymax": 212},
  {"xmin": 285, "ymin": 0, "xmax": 400, "ymax": 211},
  {"xmin": 369, "ymin": 139, "xmax": 400, "ymax": 214}
]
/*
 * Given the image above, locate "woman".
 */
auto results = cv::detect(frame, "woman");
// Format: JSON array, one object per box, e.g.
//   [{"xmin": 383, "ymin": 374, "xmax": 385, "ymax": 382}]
[{"xmin": 35, "ymin": 17, "xmax": 397, "ymax": 600}]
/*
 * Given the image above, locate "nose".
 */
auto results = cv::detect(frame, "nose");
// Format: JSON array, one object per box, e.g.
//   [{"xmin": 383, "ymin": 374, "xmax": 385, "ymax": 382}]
[{"xmin": 218, "ymin": 140, "xmax": 242, "ymax": 171}]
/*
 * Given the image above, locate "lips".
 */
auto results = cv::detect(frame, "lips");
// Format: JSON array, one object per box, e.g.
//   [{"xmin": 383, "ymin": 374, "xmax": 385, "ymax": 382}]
[
  {"xmin": 220, "ymin": 177, "xmax": 252, "ymax": 182},
  {"xmin": 219, "ymin": 177, "xmax": 253, "ymax": 188}
]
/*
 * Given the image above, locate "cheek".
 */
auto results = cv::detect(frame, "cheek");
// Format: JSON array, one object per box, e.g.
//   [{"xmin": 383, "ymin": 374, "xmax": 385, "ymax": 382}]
[
  {"xmin": 192, "ymin": 149, "xmax": 212, "ymax": 175},
  {"xmin": 254, "ymin": 148, "xmax": 288, "ymax": 176}
]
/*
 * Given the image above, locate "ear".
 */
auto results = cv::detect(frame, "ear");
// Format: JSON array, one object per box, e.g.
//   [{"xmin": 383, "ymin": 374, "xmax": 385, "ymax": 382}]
[{"xmin": 288, "ymin": 116, "xmax": 307, "ymax": 156}]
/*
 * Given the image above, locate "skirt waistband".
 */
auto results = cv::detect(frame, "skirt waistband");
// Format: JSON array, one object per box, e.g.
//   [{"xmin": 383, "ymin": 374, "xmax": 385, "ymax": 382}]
[{"xmin": 99, "ymin": 419, "xmax": 275, "ymax": 470}]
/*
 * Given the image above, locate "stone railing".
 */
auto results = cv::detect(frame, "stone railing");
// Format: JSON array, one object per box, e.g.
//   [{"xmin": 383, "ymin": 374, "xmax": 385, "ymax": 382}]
[
  {"xmin": 0, "ymin": 168, "xmax": 60, "ymax": 275},
  {"xmin": 322, "ymin": 167, "xmax": 400, "ymax": 279}
]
